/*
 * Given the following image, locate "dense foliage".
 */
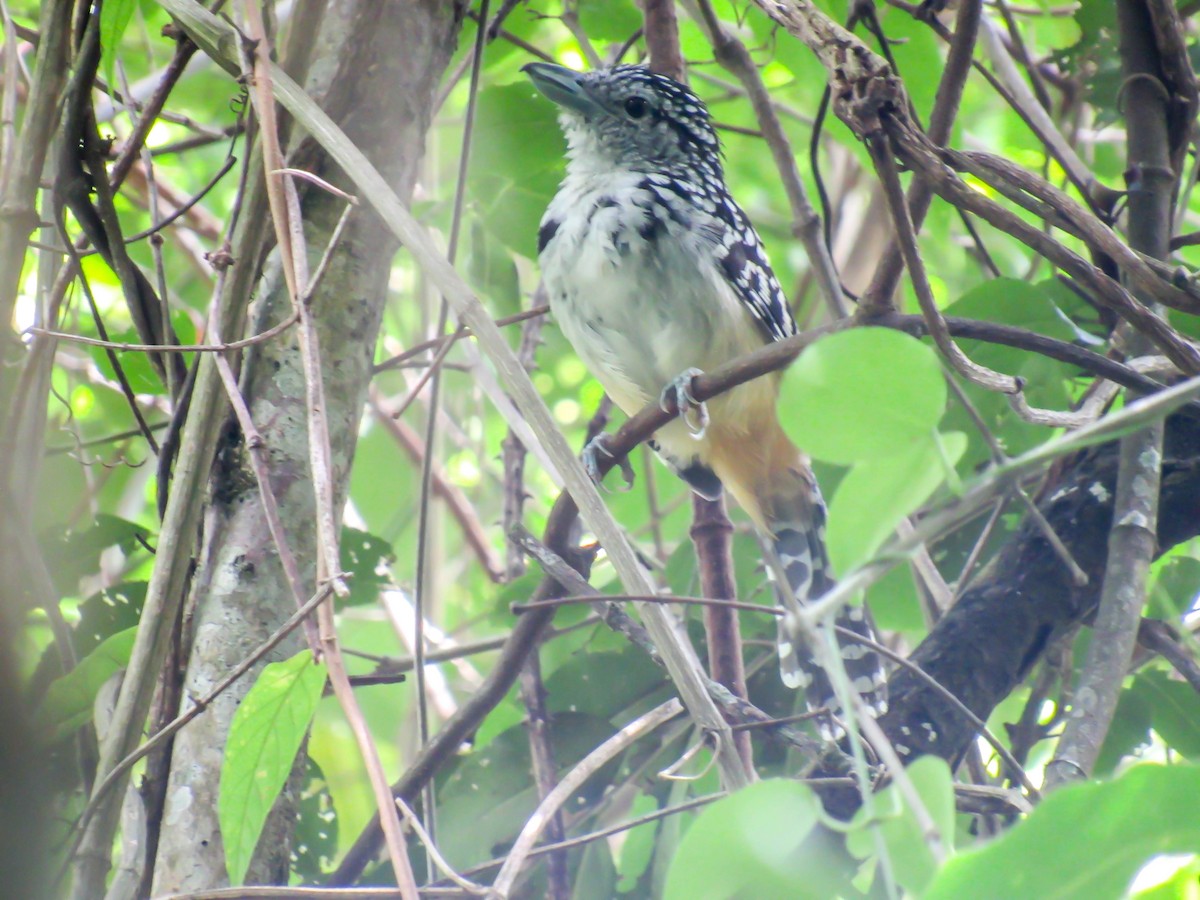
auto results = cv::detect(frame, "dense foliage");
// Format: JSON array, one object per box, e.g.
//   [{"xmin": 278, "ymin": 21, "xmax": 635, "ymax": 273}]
[{"xmin": 4, "ymin": 0, "xmax": 1200, "ymax": 897}]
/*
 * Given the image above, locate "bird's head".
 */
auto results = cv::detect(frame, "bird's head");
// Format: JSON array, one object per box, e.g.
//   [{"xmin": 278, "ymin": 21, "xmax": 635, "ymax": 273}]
[{"xmin": 523, "ymin": 63, "xmax": 721, "ymax": 179}]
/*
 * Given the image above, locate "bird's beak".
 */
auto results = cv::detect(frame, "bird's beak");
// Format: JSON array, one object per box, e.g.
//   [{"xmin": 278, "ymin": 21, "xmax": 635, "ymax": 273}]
[{"xmin": 522, "ymin": 63, "xmax": 605, "ymax": 117}]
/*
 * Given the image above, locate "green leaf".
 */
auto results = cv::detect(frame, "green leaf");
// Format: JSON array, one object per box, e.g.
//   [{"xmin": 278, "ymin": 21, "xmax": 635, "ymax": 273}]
[
  {"xmin": 615, "ymin": 791, "xmax": 660, "ymax": 892},
  {"xmin": 1094, "ymin": 685, "xmax": 1152, "ymax": 777},
  {"xmin": 780, "ymin": 328, "xmax": 946, "ymax": 465},
  {"xmin": 1148, "ymin": 556, "xmax": 1200, "ymax": 620},
  {"xmin": 846, "ymin": 756, "xmax": 955, "ymax": 895},
  {"xmin": 469, "ymin": 83, "xmax": 565, "ymax": 259},
  {"xmin": 35, "ymin": 627, "xmax": 137, "ymax": 744},
  {"xmin": 573, "ymin": 839, "xmax": 619, "ymax": 900},
  {"xmin": 437, "ymin": 712, "xmax": 619, "ymax": 869},
  {"xmin": 99, "ymin": 0, "xmax": 136, "ymax": 94},
  {"xmin": 74, "ymin": 581, "xmax": 147, "ymax": 656},
  {"xmin": 827, "ymin": 431, "xmax": 966, "ymax": 573},
  {"xmin": 864, "ymin": 564, "xmax": 925, "ymax": 634},
  {"xmin": 924, "ymin": 764, "xmax": 1200, "ymax": 900},
  {"xmin": 664, "ymin": 779, "xmax": 839, "ymax": 900},
  {"xmin": 544, "ymin": 650, "xmax": 666, "ymax": 718},
  {"xmin": 1131, "ymin": 855, "xmax": 1200, "ymax": 899},
  {"xmin": 577, "ymin": 0, "xmax": 642, "ymax": 41},
  {"xmin": 1133, "ymin": 671, "xmax": 1200, "ymax": 761},
  {"xmin": 220, "ymin": 652, "xmax": 326, "ymax": 885},
  {"xmin": 90, "ymin": 332, "xmax": 167, "ymax": 395},
  {"xmin": 942, "ymin": 278, "xmax": 1079, "ymax": 470}
]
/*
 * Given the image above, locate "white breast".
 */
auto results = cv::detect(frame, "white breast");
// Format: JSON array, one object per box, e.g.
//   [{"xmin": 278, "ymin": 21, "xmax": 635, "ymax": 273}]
[{"xmin": 539, "ymin": 171, "xmax": 765, "ymax": 422}]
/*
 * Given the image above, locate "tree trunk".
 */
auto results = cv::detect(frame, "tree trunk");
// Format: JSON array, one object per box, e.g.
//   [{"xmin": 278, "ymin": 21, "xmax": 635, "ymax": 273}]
[{"xmin": 147, "ymin": 2, "xmax": 462, "ymax": 893}]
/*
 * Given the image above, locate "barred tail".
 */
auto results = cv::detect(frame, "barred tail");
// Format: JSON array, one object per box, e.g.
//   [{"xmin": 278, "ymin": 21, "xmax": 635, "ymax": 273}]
[
  {"xmin": 761, "ymin": 460, "xmax": 888, "ymax": 729},
  {"xmin": 677, "ymin": 413, "xmax": 888, "ymax": 732}
]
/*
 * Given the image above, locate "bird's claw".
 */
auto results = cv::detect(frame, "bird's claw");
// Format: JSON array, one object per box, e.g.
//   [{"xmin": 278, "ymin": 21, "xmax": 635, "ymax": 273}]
[
  {"xmin": 660, "ymin": 368, "xmax": 708, "ymax": 439},
  {"xmin": 582, "ymin": 433, "xmax": 635, "ymax": 492}
]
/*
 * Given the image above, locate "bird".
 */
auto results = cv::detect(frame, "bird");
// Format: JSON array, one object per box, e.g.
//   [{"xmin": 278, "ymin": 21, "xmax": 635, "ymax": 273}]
[{"xmin": 524, "ymin": 62, "xmax": 887, "ymax": 731}]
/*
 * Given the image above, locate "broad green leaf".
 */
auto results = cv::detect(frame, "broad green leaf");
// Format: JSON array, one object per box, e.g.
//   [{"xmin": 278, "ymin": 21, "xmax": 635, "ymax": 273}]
[
  {"xmin": 664, "ymin": 779, "xmax": 833, "ymax": 900},
  {"xmin": 864, "ymin": 563, "xmax": 925, "ymax": 634},
  {"xmin": 1094, "ymin": 685, "xmax": 1152, "ymax": 777},
  {"xmin": 942, "ymin": 278, "xmax": 1078, "ymax": 470},
  {"xmin": 577, "ymin": 0, "xmax": 642, "ymax": 40},
  {"xmin": 100, "ymin": 0, "xmax": 136, "ymax": 94},
  {"xmin": 827, "ymin": 431, "xmax": 966, "ymax": 573},
  {"xmin": 465, "ymin": 218, "xmax": 521, "ymax": 315},
  {"xmin": 469, "ymin": 83, "xmax": 565, "ymax": 259},
  {"xmin": 220, "ymin": 652, "xmax": 326, "ymax": 885},
  {"xmin": 573, "ymin": 839, "xmax": 619, "ymax": 900},
  {"xmin": 780, "ymin": 328, "xmax": 946, "ymax": 465},
  {"xmin": 90, "ymin": 332, "xmax": 167, "ymax": 395},
  {"xmin": 35, "ymin": 627, "xmax": 136, "ymax": 744},
  {"xmin": 883, "ymin": 14, "xmax": 945, "ymax": 123},
  {"xmin": 544, "ymin": 650, "xmax": 666, "ymax": 718},
  {"xmin": 74, "ymin": 581, "xmax": 146, "ymax": 656},
  {"xmin": 615, "ymin": 791, "xmax": 660, "ymax": 892},
  {"xmin": 1133, "ymin": 671, "xmax": 1200, "ymax": 761},
  {"xmin": 1132, "ymin": 855, "xmax": 1200, "ymax": 899},
  {"xmin": 925, "ymin": 764, "xmax": 1200, "ymax": 900},
  {"xmin": 29, "ymin": 581, "xmax": 147, "ymax": 707},
  {"xmin": 1148, "ymin": 556, "xmax": 1200, "ymax": 620},
  {"xmin": 846, "ymin": 756, "xmax": 955, "ymax": 895},
  {"xmin": 664, "ymin": 531, "xmax": 771, "ymax": 609}
]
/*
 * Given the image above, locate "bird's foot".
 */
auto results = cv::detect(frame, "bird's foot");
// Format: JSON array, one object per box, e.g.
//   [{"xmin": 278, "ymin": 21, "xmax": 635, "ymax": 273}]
[
  {"xmin": 660, "ymin": 368, "xmax": 708, "ymax": 439},
  {"xmin": 582, "ymin": 432, "xmax": 635, "ymax": 491}
]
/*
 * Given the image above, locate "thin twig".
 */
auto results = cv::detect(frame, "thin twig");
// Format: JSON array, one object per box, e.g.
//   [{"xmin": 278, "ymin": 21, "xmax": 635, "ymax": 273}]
[
  {"xmin": 694, "ymin": 0, "xmax": 847, "ymax": 319},
  {"xmin": 394, "ymin": 797, "xmax": 487, "ymax": 894},
  {"xmin": 489, "ymin": 700, "xmax": 684, "ymax": 897},
  {"xmin": 209, "ymin": 329, "xmax": 321, "ymax": 652},
  {"xmin": 368, "ymin": 391, "xmax": 503, "ymax": 581},
  {"xmin": 64, "ymin": 585, "xmax": 333, "ymax": 859},
  {"xmin": 28, "ymin": 311, "xmax": 300, "ymax": 353},
  {"xmin": 868, "ymin": 131, "xmax": 1020, "ymax": 395},
  {"xmin": 238, "ymin": 4, "xmax": 414, "ymax": 893},
  {"xmin": 1046, "ymin": 0, "xmax": 1173, "ymax": 789}
]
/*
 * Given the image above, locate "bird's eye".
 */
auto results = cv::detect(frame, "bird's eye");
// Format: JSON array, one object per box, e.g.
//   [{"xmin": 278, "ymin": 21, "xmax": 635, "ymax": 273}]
[{"xmin": 624, "ymin": 96, "xmax": 648, "ymax": 119}]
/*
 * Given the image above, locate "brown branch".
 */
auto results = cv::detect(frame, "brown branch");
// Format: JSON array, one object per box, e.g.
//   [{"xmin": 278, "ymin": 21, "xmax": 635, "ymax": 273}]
[
  {"xmin": 1046, "ymin": 0, "xmax": 1174, "ymax": 791},
  {"xmin": 643, "ymin": 0, "xmax": 684, "ymax": 81},
  {"xmin": 517, "ymin": 653, "xmax": 569, "ymax": 899},
  {"xmin": 696, "ymin": 0, "xmax": 847, "ymax": 318},
  {"xmin": 885, "ymin": 122, "xmax": 1200, "ymax": 373},
  {"xmin": 867, "ymin": 130, "xmax": 1019, "ymax": 395},
  {"xmin": 691, "ymin": 494, "xmax": 754, "ymax": 773},
  {"xmin": 1137, "ymin": 620, "xmax": 1200, "ymax": 694},
  {"xmin": 859, "ymin": 0, "xmax": 982, "ymax": 314}
]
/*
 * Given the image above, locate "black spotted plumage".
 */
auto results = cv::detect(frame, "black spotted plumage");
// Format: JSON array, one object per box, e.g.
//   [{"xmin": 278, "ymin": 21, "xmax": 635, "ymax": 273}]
[{"xmin": 526, "ymin": 62, "xmax": 887, "ymax": 732}]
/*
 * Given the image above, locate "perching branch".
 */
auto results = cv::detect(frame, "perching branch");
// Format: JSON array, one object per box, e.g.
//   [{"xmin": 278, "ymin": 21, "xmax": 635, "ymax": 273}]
[{"xmin": 1046, "ymin": 0, "xmax": 1180, "ymax": 790}]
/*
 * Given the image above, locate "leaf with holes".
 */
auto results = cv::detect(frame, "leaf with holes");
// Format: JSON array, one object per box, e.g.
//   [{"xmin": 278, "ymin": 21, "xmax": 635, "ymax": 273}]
[{"xmin": 339, "ymin": 527, "xmax": 394, "ymax": 606}]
